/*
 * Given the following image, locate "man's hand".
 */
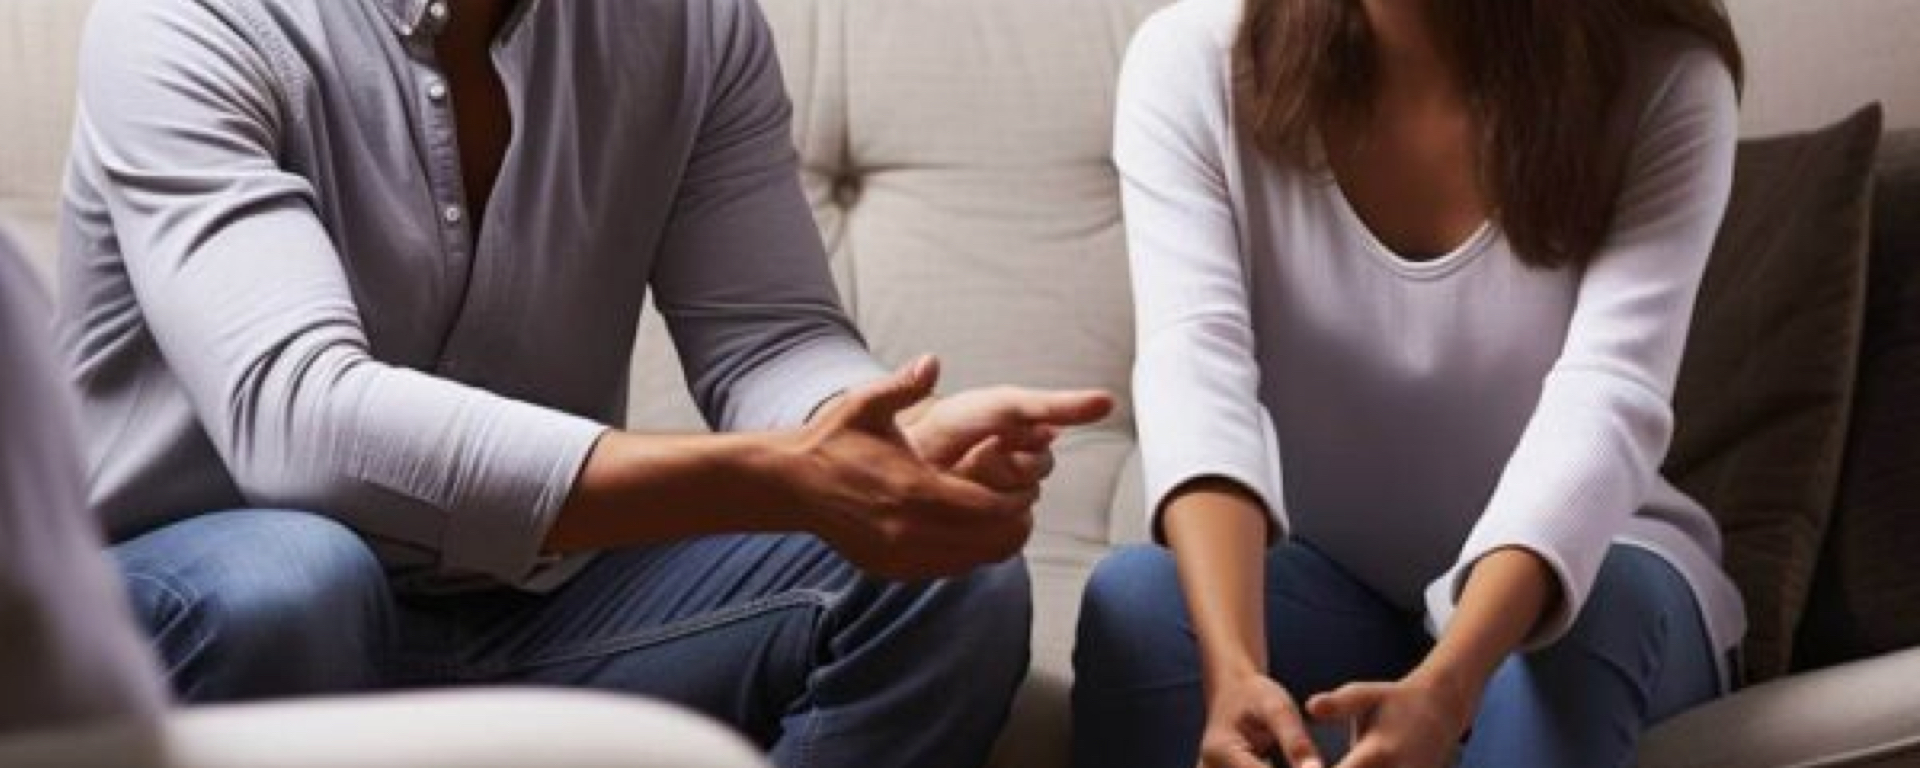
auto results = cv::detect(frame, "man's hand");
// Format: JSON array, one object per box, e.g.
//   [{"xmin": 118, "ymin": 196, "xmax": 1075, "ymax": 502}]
[
  {"xmin": 782, "ymin": 356, "xmax": 1044, "ymax": 581},
  {"xmin": 1306, "ymin": 673, "xmax": 1474, "ymax": 768},
  {"xmin": 901, "ymin": 368, "xmax": 1113, "ymax": 493}
]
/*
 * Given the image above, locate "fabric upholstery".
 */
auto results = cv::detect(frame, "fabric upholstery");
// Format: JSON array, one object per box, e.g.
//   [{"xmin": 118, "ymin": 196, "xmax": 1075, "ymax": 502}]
[
  {"xmin": 1664, "ymin": 106, "xmax": 1883, "ymax": 683},
  {"xmin": 0, "ymin": 690, "xmax": 769, "ymax": 768},
  {"xmin": 1640, "ymin": 647, "xmax": 1920, "ymax": 768},
  {"xmin": 1796, "ymin": 129, "xmax": 1920, "ymax": 671},
  {"xmin": 0, "ymin": 0, "xmax": 91, "ymax": 277},
  {"xmin": 624, "ymin": 3, "xmax": 1164, "ymax": 763}
]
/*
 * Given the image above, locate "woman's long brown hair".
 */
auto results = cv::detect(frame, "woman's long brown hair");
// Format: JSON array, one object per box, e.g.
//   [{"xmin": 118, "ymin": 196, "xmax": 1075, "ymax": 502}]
[{"xmin": 1233, "ymin": 0, "xmax": 1743, "ymax": 269}]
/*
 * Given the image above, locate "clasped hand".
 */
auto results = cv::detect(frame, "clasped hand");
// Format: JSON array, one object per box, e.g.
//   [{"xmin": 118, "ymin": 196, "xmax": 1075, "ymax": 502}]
[
  {"xmin": 1200, "ymin": 672, "xmax": 1473, "ymax": 768},
  {"xmin": 794, "ymin": 355, "xmax": 1112, "ymax": 580}
]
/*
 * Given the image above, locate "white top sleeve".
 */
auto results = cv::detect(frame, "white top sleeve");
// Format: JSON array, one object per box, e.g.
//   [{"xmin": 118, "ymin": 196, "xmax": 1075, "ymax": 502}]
[
  {"xmin": 1423, "ymin": 47, "xmax": 1741, "ymax": 648},
  {"xmin": 1118, "ymin": 10, "xmax": 1288, "ymax": 540}
]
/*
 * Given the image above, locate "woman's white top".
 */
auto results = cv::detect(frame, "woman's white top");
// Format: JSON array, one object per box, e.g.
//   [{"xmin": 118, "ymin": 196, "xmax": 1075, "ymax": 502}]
[{"xmin": 1121, "ymin": 0, "xmax": 1746, "ymax": 674}]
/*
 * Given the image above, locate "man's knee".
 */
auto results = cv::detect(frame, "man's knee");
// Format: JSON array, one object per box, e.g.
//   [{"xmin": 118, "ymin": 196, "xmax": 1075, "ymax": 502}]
[
  {"xmin": 932, "ymin": 558, "xmax": 1033, "ymax": 672},
  {"xmin": 119, "ymin": 510, "xmax": 390, "ymax": 700}
]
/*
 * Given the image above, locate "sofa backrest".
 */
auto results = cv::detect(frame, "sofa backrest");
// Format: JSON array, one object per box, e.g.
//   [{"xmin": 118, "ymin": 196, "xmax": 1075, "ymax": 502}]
[
  {"xmin": 0, "ymin": 0, "xmax": 91, "ymax": 277},
  {"xmin": 626, "ymin": 0, "xmax": 1165, "ymax": 439},
  {"xmin": 2, "ymin": 0, "xmax": 1917, "ymax": 560}
]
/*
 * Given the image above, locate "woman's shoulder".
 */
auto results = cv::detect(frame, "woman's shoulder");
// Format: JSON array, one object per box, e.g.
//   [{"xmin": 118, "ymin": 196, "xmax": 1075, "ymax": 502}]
[
  {"xmin": 1624, "ymin": 27, "xmax": 1741, "ymax": 129},
  {"xmin": 1129, "ymin": 0, "xmax": 1244, "ymax": 69}
]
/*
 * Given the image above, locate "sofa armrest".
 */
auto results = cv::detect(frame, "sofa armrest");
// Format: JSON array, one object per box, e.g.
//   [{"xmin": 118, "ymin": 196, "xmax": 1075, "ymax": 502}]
[
  {"xmin": 0, "ymin": 690, "xmax": 768, "ymax": 768},
  {"xmin": 1640, "ymin": 647, "xmax": 1920, "ymax": 768}
]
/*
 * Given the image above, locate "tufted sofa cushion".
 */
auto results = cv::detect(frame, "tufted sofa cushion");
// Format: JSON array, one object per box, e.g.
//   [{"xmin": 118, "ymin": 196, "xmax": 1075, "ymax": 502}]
[
  {"xmin": 625, "ymin": 3, "xmax": 1161, "ymax": 763},
  {"xmin": 0, "ymin": 0, "xmax": 90, "ymax": 279}
]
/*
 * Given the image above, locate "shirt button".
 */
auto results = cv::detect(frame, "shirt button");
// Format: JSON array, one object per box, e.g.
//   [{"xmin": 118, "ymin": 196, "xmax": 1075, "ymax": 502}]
[
  {"xmin": 442, "ymin": 205, "xmax": 465, "ymax": 225},
  {"xmin": 426, "ymin": 79, "xmax": 448, "ymax": 103},
  {"xmin": 426, "ymin": 2, "xmax": 450, "ymax": 24}
]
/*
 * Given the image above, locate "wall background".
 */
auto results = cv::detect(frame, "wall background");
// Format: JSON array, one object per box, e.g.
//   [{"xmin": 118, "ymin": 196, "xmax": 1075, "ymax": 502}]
[
  {"xmin": 2, "ymin": 0, "xmax": 1918, "ymax": 274},
  {"xmin": 1732, "ymin": 0, "xmax": 1920, "ymax": 135}
]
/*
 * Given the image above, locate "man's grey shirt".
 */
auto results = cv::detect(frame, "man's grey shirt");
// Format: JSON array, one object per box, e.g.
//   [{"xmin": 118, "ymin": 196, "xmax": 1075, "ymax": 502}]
[{"xmin": 58, "ymin": 0, "xmax": 884, "ymax": 588}]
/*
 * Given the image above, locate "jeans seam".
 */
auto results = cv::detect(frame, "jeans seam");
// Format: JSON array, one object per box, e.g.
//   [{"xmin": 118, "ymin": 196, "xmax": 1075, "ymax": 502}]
[
  {"xmin": 124, "ymin": 571, "xmax": 197, "ymax": 611},
  {"xmin": 793, "ymin": 698, "xmax": 828, "ymax": 768},
  {"xmin": 464, "ymin": 588, "xmax": 838, "ymax": 679}
]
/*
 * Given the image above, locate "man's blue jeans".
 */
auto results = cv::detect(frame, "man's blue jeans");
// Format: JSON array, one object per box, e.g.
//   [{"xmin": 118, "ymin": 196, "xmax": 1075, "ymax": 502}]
[
  {"xmin": 113, "ymin": 510, "xmax": 1030, "ymax": 768},
  {"xmin": 1071, "ymin": 542, "xmax": 1721, "ymax": 768}
]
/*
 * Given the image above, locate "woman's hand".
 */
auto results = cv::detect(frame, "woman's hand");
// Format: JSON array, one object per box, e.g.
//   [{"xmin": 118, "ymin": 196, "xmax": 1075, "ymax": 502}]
[
  {"xmin": 1305, "ymin": 672, "xmax": 1475, "ymax": 768},
  {"xmin": 1200, "ymin": 673, "xmax": 1325, "ymax": 768},
  {"xmin": 1303, "ymin": 547, "xmax": 1553, "ymax": 767}
]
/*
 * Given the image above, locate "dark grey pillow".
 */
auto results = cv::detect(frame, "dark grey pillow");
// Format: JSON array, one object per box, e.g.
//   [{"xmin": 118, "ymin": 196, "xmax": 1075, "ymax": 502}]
[
  {"xmin": 1663, "ymin": 105, "xmax": 1883, "ymax": 684},
  {"xmin": 1795, "ymin": 127, "xmax": 1920, "ymax": 671}
]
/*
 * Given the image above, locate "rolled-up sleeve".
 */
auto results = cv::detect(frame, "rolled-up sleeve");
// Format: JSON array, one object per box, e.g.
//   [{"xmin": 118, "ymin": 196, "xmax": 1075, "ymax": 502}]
[
  {"xmin": 1117, "ymin": 12, "xmax": 1287, "ymax": 540},
  {"xmin": 1424, "ymin": 47, "xmax": 1740, "ymax": 649},
  {"xmin": 651, "ymin": 0, "xmax": 886, "ymax": 433},
  {"xmin": 75, "ymin": 0, "xmax": 606, "ymax": 583}
]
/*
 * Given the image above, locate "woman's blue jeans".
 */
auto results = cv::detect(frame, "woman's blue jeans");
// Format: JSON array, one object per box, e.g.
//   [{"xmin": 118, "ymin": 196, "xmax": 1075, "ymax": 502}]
[{"xmin": 1072, "ymin": 541, "xmax": 1721, "ymax": 768}]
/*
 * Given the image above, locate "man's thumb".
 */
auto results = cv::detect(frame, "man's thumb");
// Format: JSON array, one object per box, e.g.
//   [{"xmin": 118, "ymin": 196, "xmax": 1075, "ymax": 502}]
[{"xmin": 851, "ymin": 355, "xmax": 940, "ymax": 426}]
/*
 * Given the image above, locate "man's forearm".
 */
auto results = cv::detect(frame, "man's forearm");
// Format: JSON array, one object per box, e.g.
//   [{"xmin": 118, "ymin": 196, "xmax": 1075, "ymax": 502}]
[{"xmin": 543, "ymin": 429, "xmax": 805, "ymax": 553}]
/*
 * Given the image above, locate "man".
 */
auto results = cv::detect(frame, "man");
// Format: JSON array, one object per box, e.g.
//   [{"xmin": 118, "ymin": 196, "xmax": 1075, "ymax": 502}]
[
  {"xmin": 1, "ymin": 226, "xmax": 770, "ymax": 768},
  {"xmin": 57, "ymin": 0, "xmax": 1111, "ymax": 765}
]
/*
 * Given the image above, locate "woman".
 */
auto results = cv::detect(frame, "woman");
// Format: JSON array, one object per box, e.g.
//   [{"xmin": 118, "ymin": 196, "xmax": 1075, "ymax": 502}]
[{"xmin": 1074, "ymin": 0, "xmax": 1746, "ymax": 766}]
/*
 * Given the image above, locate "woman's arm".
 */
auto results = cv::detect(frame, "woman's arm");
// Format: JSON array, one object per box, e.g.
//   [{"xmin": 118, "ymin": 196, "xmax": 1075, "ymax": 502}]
[
  {"xmin": 1165, "ymin": 482, "xmax": 1327, "ymax": 768},
  {"xmin": 1164, "ymin": 482, "xmax": 1273, "ymax": 694},
  {"xmin": 1116, "ymin": 7, "xmax": 1309, "ymax": 767},
  {"xmin": 1412, "ymin": 549, "xmax": 1556, "ymax": 707},
  {"xmin": 1424, "ymin": 39, "xmax": 1741, "ymax": 654}
]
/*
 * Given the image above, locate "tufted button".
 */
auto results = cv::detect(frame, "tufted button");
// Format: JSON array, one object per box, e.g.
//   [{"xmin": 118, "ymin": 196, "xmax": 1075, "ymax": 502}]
[{"xmin": 831, "ymin": 174, "xmax": 862, "ymax": 208}]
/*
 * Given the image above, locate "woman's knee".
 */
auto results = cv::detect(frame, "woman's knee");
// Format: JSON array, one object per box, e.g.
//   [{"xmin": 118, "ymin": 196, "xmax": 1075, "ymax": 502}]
[
  {"xmin": 1467, "ymin": 546, "xmax": 1716, "ymax": 763},
  {"xmin": 1074, "ymin": 545, "xmax": 1191, "ymax": 687},
  {"xmin": 1556, "ymin": 547, "xmax": 1699, "ymax": 672}
]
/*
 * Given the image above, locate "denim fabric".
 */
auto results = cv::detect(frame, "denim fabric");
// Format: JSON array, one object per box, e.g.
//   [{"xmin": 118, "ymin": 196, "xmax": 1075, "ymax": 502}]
[
  {"xmin": 114, "ymin": 509, "xmax": 1030, "ymax": 768},
  {"xmin": 1071, "ymin": 542, "xmax": 1719, "ymax": 768}
]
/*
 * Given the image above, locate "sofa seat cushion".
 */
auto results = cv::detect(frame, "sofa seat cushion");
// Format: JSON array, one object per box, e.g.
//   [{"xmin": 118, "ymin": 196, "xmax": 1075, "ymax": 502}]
[{"xmin": 1640, "ymin": 647, "xmax": 1920, "ymax": 768}]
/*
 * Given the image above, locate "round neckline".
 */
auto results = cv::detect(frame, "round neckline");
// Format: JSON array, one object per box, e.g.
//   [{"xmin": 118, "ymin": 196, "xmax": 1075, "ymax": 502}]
[{"xmin": 1318, "ymin": 171, "xmax": 1497, "ymax": 281}]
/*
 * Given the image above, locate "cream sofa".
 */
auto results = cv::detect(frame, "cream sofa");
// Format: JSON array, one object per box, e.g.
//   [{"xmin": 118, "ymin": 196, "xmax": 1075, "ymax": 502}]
[
  {"xmin": 5, "ymin": 1, "xmax": 1920, "ymax": 767},
  {"xmin": 0, "ymin": 691, "xmax": 769, "ymax": 768}
]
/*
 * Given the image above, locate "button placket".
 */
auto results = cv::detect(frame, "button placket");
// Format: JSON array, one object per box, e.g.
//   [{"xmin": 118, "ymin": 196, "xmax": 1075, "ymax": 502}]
[{"xmin": 412, "ymin": 49, "xmax": 477, "ymax": 365}]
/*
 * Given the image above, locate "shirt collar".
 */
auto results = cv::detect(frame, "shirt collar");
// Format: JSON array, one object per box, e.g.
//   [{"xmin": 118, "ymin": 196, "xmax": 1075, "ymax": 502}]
[{"xmin": 375, "ymin": 0, "xmax": 448, "ymax": 40}]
